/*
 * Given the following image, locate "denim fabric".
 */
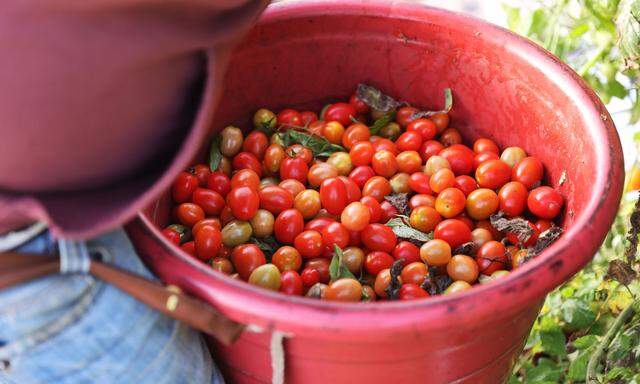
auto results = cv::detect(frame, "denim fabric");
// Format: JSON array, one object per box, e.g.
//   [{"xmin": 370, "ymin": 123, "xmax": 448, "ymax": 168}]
[{"xmin": 0, "ymin": 228, "xmax": 224, "ymax": 384}]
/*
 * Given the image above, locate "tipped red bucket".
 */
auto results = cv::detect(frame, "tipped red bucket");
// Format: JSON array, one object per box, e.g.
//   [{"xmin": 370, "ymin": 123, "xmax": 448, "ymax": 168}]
[{"xmin": 127, "ymin": 1, "xmax": 624, "ymax": 382}]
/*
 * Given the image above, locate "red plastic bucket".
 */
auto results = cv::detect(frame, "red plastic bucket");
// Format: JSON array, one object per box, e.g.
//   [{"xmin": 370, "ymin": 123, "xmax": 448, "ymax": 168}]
[{"xmin": 126, "ymin": 1, "xmax": 624, "ymax": 383}]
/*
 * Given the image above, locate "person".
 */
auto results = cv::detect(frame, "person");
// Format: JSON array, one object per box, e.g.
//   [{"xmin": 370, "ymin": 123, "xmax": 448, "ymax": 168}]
[{"xmin": 0, "ymin": 1, "xmax": 268, "ymax": 383}]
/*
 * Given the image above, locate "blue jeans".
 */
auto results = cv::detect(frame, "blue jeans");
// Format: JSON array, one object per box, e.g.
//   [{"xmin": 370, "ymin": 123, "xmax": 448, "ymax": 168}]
[{"xmin": 0, "ymin": 228, "xmax": 224, "ymax": 384}]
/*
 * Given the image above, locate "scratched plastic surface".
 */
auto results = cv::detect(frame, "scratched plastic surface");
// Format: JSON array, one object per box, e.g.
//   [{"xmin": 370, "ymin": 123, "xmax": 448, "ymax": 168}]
[{"xmin": 126, "ymin": 1, "xmax": 624, "ymax": 383}]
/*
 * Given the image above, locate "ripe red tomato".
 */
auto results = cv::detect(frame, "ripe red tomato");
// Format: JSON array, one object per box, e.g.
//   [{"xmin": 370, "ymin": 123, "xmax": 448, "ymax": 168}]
[
  {"xmin": 300, "ymin": 267, "xmax": 320, "ymax": 288},
  {"xmin": 379, "ymin": 201, "xmax": 399, "ymax": 223},
  {"xmin": 393, "ymin": 241, "xmax": 421, "ymax": 265},
  {"xmin": 400, "ymin": 262, "xmax": 429, "ymax": 285},
  {"xmin": 349, "ymin": 165, "xmax": 376, "ymax": 189},
  {"xmin": 207, "ymin": 171, "xmax": 231, "ymax": 197},
  {"xmin": 300, "ymin": 111, "xmax": 319, "ymax": 126},
  {"xmin": 475, "ymin": 159, "xmax": 511, "ymax": 189},
  {"xmin": 395, "ymin": 131, "xmax": 423, "ymax": 152},
  {"xmin": 232, "ymin": 152, "xmax": 263, "ymax": 177},
  {"xmin": 348, "ymin": 230, "xmax": 362, "ymax": 247},
  {"xmin": 349, "ymin": 141, "xmax": 374, "ymax": 166},
  {"xmin": 440, "ymin": 128, "xmax": 462, "ymax": 147},
  {"xmin": 226, "ymin": 186, "xmax": 259, "ymax": 220},
  {"xmin": 396, "ymin": 151, "xmax": 422, "ymax": 174},
  {"xmin": 274, "ymin": 209, "xmax": 304, "ymax": 244},
  {"xmin": 190, "ymin": 188, "xmax": 223, "ymax": 216},
  {"xmin": 194, "ymin": 226, "xmax": 222, "ymax": 261},
  {"xmin": 321, "ymin": 222, "xmax": 350, "ymax": 255},
  {"xmin": 277, "ymin": 109, "xmax": 302, "ymax": 126},
  {"xmin": 535, "ymin": 219, "xmax": 553, "ymax": 233},
  {"xmin": 324, "ymin": 278, "xmax": 363, "ymax": 302},
  {"xmin": 360, "ymin": 196, "xmax": 382, "ymax": 223},
  {"xmin": 280, "ymin": 270, "xmax": 303, "ymax": 295},
  {"xmin": 286, "ymin": 144, "xmax": 313, "ymax": 165},
  {"xmin": 429, "ymin": 168, "xmax": 456, "ymax": 194},
  {"xmin": 512, "ymin": 157, "xmax": 544, "ymax": 189},
  {"xmin": 294, "ymin": 230, "xmax": 324, "ymax": 259},
  {"xmin": 280, "ymin": 157, "xmax": 309, "ymax": 184},
  {"xmin": 420, "ymin": 140, "xmax": 444, "ymax": 162},
  {"xmin": 338, "ymin": 176, "xmax": 361, "ymax": 203},
  {"xmin": 527, "ymin": 186, "xmax": 563, "ymax": 219},
  {"xmin": 473, "ymin": 138, "xmax": 500, "ymax": 154},
  {"xmin": 232, "ymin": 244, "xmax": 267, "ymax": 280},
  {"xmin": 473, "ymin": 151, "xmax": 500, "ymax": 170},
  {"xmin": 498, "ymin": 181, "xmax": 528, "ymax": 217},
  {"xmin": 396, "ymin": 106, "xmax": 419, "ymax": 127},
  {"xmin": 324, "ymin": 102, "xmax": 356, "ymax": 126},
  {"xmin": 454, "ymin": 175, "xmax": 478, "ymax": 196},
  {"xmin": 272, "ymin": 246, "xmax": 302, "ymax": 272},
  {"xmin": 342, "ymin": 123, "xmax": 371, "ymax": 150},
  {"xmin": 361, "ymin": 224, "xmax": 397, "ymax": 253},
  {"xmin": 242, "ymin": 131, "xmax": 269, "ymax": 160},
  {"xmin": 409, "ymin": 194, "xmax": 436, "ymax": 210},
  {"xmin": 306, "ymin": 258, "xmax": 331, "ymax": 283},
  {"xmin": 371, "ymin": 138, "xmax": 397, "ymax": 155},
  {"xmin": 475, "ymin": 241, "xmax": 508, "ymax": 275},
  {"xmin": 465, "ymin": 188, "xmax": 499, "ymax": 220},
  {"xmin": 180, "ymin": 241, "xmax": 196, "ymax": 256},
  {"xmin": 162, "ymin": 228, "xmax": 181, "ymax": 246},
  {"xmin": 320, "ymin": 177, "xmax": 348, "ymax": 215},
  {"xmin": 364, "ymin": 251, "xmax": 394, "ymax": 275},
  {"xmin": 399, "ymin": 284, "xmax": 430, "ymax": 300},
  {"xmin": 349, "ymin": 93, "xmax": 369, "ymax": 114},
  {"xmin": 304, "ymin": 217, "xmax": 336, "ymax": 232},
  {"xmin": 435, "ymin": 187, "xmax": 466, "ymax": 218},
  {"xmin": 176, "ymin": 203, "xmax": 205, "ymax": 227},
  {"xmin": 406, "ymin": 118, "xmax": 437, "ymax": 141},
  {"xmin": 193, "ymin": 164, "xmax": 211, "ymax": 187},
  {"xmin": 371, "ymin": 150, "xmax": 398, "ymax": 178},
  {"xmin": 434, "ymin": 219, "xmax": 471, "ymax": 248},
  {"xmin": 362, "ymin": 176, "xmax": 392, "ymax": 202},
  {"xmin": 172, "ymin": 171, "xmax": 199, "ymax": 203},
  {"xmin": 408, "ymin": 172, "xmax": 432, "ymax": 194},
  {"xmin": 440, "ymin": 144, "xmax": 474, "ymax": 176},
  {"xmin": 192, "ymin": 218, "xmax": 221, "ymax": 236},
  {"xmin": 279, "ymin": 179, "xmax": 306, "ymax": 198},
  {"xmin": 259, "ymin": 186, "xmax": 294, "ymax": 214},
  {"xmin": 341, "ymin": 202, "xmax": 371, "ymax": 231},
  {"xmin": 231, "ymin": 169, "xmax": 260, "ymax": 190}
]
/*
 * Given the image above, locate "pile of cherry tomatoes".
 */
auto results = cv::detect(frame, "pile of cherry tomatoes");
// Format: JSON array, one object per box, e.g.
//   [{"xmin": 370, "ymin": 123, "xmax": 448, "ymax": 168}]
[{"xmin": 163, "ymin": 86, "xmax": 563, "ymax": 302}]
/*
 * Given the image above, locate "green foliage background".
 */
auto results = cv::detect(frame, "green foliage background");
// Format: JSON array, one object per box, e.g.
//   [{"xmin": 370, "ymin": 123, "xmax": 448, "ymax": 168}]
[{"xmin": 504, "ymin": 1, "xmax": 640, "ymax": 382}]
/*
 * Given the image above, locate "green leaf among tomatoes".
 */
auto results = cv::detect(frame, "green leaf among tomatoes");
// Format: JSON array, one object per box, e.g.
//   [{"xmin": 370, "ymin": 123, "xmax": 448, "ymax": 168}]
[
  {"xmin": 250, "ymin": 236, "xmax": 281, "ymax": 260},
  {"xmin": 278, "ymin": 129, "xmax": 345, "ymax": 158},
  {"xmin": 386, "ymin": 216, "xmax": 433, "ymax": 244},
  {"xmin": 369, "ymin": 111, "xmax": 396, "ymax": 136},
  {"xmin": 329, "ymin": 245, "xmax": 357, "ymax": 282},
  {"xmin": 208, "ymin": 135, "xmax": 222, "ymax": 172}
]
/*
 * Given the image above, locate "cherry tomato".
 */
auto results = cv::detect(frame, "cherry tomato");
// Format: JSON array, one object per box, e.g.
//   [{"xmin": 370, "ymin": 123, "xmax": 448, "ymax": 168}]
[
  {"xmin": 362, "ymin": 176, "xmax": 392, "ymax": 202},
  {"xmin": 399, "ymin": 284, "xmax": 430, "ymax": 300},
  {"xmin": 379, "ymin": 201, "xmax": 399, "ymax": 223},
  {"xmin": 359, "ymin": 196, "xmax": 383, "ymax": 224},
  {"xmin": 446, "ymin": 255, "xmax": 479, "ymax": 283},
  {"xmin": 395, "ymin": 151, "xmax": 422, "ymax": 174},
  {"xmin": 342, "ymin": 123, "xmax": 371, "ymax": 149},
  {"xmin": 371, "ymin": 138, "xmax": 397, "ymax": 155},
  {"xmin": 420, "ymin": 239, "xmax": 452, "ymax": 266},
  {"xmin": 258, "ymin": 186, "xmax": 294, "ymax": 215},
  {"xmin": 249, "ymin": 264, "xmax": 281, "ymax": 290},
  {"xmin": 476, "ymin": 220, "xmax": 503, "ymax": 241},
  {"xmin": 475, "ymin": 241, "xmax": 508, "ymax": 275},
  {"xmin": 424, "ymin": 155, "xmax": 451, "ymax": 177},
  {"xmin": 434, "ymin": 219, "xmax": 471, "ymax": 248},
  {"xmin": 420, "ymin": 140, "xmax": 444, "ymax": 162},
  {"xmin": 176, "ymin": 203, "xmax": 205, "ymax": 227},
  {"xmin": 324, "ymin": 102, "xmax": 356, "ymax": 127},
  {"xmin": 430, "ymin": 112, "xmax": 449, "ymax": 132},
  {"xmin": 172, "ymin": 171, "xmax": 199, "ymax": 203},
  {"xmin": 232, "ymin": 152, "xmax": 263, "ymax": 177},
  {"xmin": 364, "ymin": 251, "xmax": 394, "ymax": 275},
  {"xmin": 277, "ymin": 108, "xmax": 302, "ymax": 126},
  {"xmin": 338, "ymin": 176, "xmax": 361, "ymax": 203},
  {"xmin": 349, "ymin": 166, "xmax": 376, "ymax": 189},
  {"xmin": 211, "ymin": 257, "xmax": 234, "ymax": 274},
  {"xmin": 279, "ymin": 270, "xmax": 303, "ymax": 295},
  {"xmin": 454, "ymin": 175, "xmax": 478, "ymax": 196},
  {"xmin": 409, "ymin": 194, "xmax": 436, "ymax": 210},
  {"xmin": 401, "ymin": 262, "xmax": 428, "ymax": 285},
  {"xmin": 527, "ymin": 186, "xmax": 563, "ymax": 219},
  {"xmin": 475, "ymin": 159, "xmax": 511, "ymax": 189},
  {"xmin": 465, "ymin": 188, "xmax": 499, "ymax": 220},
  {"xmin": 305, "ymin": 258, "xmax": 331, "ymax": 283},
  {"xmin": 473, "ymin": 151, "xmax": 500, "ymax": 169},
  {"xmin": 301, "ymin": 267, "xmax": 320, "ymax": 288},
  {"xmin": 435, "ymin": 187, "xmax": 466, "ymax": 218},
  {"xmin": 371, "ymin": 150, "xmax": 398, "ymax": 178},
  {"xmin": 349, "ymin": 141, "xmax": 374, "ymax": 166},
  {"xmin": 406, "ymin": 118, "xmax": 437, "ymax": 141},
  {"xmin": 429, "ymin": 168, "xmax": 456, "ymax": 194},
  {"xmin": 454, "ymin": 212, "xmax": 475, "ymax": 231},
  {"xmin": 440, "ymin": 144, "xmax": 474, "ymax": 176},
  {"xmin": 324, "ymin": 278, "xmax": 362, "ymax": 302},
  {"xmin": 473, "ymin": 138, "xmax": 500, "ymax": 154},
  {"xmin": 361, "ymin": 224, "xmax": 397, "ymax": 253},
  {"xmin": 471, "ymin": 228, "xmax": 493, "ymax": 248},
  {"xmin": 307, "ymin": 163, "xmax": 338, "ymax": 188},
  {"xmin": 342, "ymin": 246, "xmax": 365, "ymax": 273},
  {"xmin": 226, "ymin": 186, "xmax": 259, "ymax": 220},
  {"xmin": 250, "ymin": 209, "xmax": 274, "ymax": 238},
  {"xmin": 242, "ymin": 131, "xmax": 269, "ymax": 160},
  {"xmin": 286, "ymin": 144, "xmax": 313, "ymax": 165},
  {"xmin": 272, "ymin": 246, "xmax": 302, "ymax": 272},
  {"xmin": 162, "ymin": 228, "xmax": 180, "ymax": 246},
  {"xmin": 392, "ymin": 241, "xmax": 421, "ymax": 265},
  {"xmin": 535, "ymin": 219, "xmax": 553, "ymax": 233},
  {"xmin": 231, "ymin": 169, "xmax": 261, "ymax": 191},
  {"xmin": 319, "ymin": 177, "xmax": 348, "ymax": 215},
  {"xmin": 279, "ymin": 179, "xmax": 306, "ymax": 198},
  {"xmin": 220, "ymin": 126, "xmax": 244, "ymax": 158},
  {"xmin": 374, "ymin": 269, "xmax": 394, "ymax": 298},
  {"xmin": 191, "ymin": 188, "xmax": 225, "ymax": 216},
  {"xmin": 410, "ymin": 206, "xmax": 442, "ymax": 233},
  {"xmin": 498, "ymin": 181, "xmax": 528, "ymax": 217},
  {"xmin": 263, "ymin": 144, "xmax": 285, "ymax": 174},
  {"xmin": 341, "ymin": 202, "xmax": 371, "ymax": 231},
  {"xmin": 512, "ymin": 156, "xmax": 544, "ymax": 189},
  {"xmin": 274, "ymin": 209, "xmax": 304, "ymax": 244},
  {"xmin": 195, "ymin": 226, "xmax": 222, "ymax": 261},
  {"xmin": 440, "ymin": 128, "xmax": 462, "ymax": 147},
  {"xmin": 321, "ymin": 222, "xmax": 350, "ymax": 255},
  {"xmin": 193, "ymin": 164, "xmax": 211, "ymax": 187},
  {"xmin": 322, "ymin": 121, "xmax": 346, "ymax": 144},
  {"xmin": 396, "ymin": 106, "xmax": 419, "ymax": 127},
  {"xmin": 304, "ymin": 217, "xmax": 336, "ymax": 232},
  {"xmin": 280, "ymin": 157, "xmax": 309, "ymax": 184},
  {"xmin": 232, "ymin": 244, "xmax": 266, "ymax": 280},
  {"xmin": 219, "ymin": 205, "xmax": 235, "ymax": 226},
  {"xmin": 300, "ymin": 111, "xmax": 318, "ymax": 126},
  {"xmin": 180, "ymin": 241, "xmax": 197, "ymax": 256},
  {"xmin": 207, "ymin": 171, "xmax": 232, "ymax": 197},
  {"xmin": 396, "ymin": 131, "xmax": 423, "ymax": 152},
  {"xmin": 349, "ymin": 93, "xmax": 369, "ymax": 114},
  {"xmin": 292, "ymin": 189, "xmax": 320, "ymax": 219},
  {"xmin": 445, "ymin": 280, "xmax": 472, "ymax": 294},
  {"xmin": 294, "ymin": 230, "xmax": 324, "ymax": 259},
  {"xmin": 500, "ymin": 147, "xmax": 526, "ymax": 168},
  {"xmin": 307, "ymin": 120, "xmax": 326, "ymax": 136}
]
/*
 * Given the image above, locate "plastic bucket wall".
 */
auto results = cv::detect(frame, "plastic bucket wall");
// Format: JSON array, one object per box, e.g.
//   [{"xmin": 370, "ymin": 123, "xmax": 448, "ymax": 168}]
[{"xmin": 126, "ymin": 1, "xmax": 624, "ymax": 383}]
